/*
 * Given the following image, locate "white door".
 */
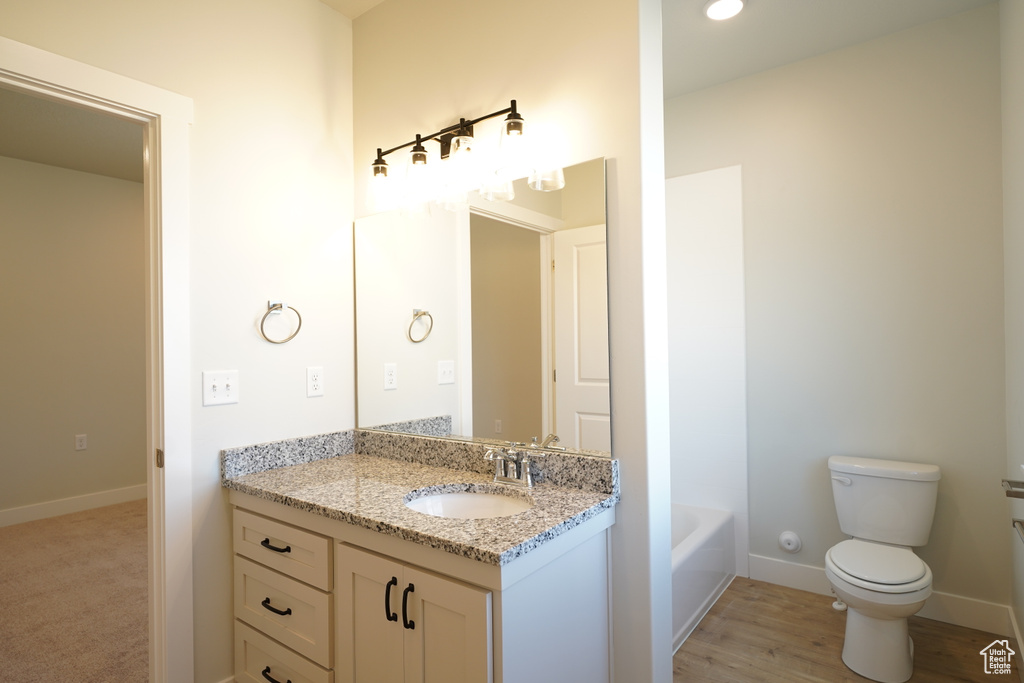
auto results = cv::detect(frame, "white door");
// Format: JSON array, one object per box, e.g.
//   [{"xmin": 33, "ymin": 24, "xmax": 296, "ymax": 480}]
[
  {"xmin": 336, "ymin": 545, "xmax": 406, "ymax": 683},
  {"xmin": 553, "ymin": 224, "xmax": 610, "ymax": 451},
  {"xmin": 403, "ymin": 566, "xmax": 492, "ymax": 683}
]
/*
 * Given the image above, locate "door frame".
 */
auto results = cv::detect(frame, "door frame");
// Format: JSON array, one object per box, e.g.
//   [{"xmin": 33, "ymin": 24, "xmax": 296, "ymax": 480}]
[{"xmin": 0, "ymin": 36, "xmax": 194, "ymax": 681}]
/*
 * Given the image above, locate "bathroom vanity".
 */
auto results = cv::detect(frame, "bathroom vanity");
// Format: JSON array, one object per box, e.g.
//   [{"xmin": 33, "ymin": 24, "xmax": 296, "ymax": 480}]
[{"xmin": 222, "ymin": 430, "xmax": 618, "ymax": 683}]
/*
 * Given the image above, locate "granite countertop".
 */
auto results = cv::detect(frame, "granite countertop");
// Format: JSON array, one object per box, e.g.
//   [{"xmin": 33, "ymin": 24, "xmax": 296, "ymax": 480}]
[{"xmin": 223, "ymin": 451, "xmax": 617, "ymax": 566}]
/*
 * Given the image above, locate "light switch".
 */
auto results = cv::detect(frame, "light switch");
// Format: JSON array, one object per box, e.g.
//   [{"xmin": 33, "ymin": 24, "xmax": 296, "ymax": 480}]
[
  {"xmin": 203, "ymin": 370, "xmax": 239, "ymax": 406},
  {"xmin": 437, "ymin": 360, "xmax": 455, "ymax": 385}
]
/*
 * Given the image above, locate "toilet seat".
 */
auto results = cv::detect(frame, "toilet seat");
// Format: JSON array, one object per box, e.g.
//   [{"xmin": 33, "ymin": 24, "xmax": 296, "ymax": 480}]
[{"xmin": 826, "ymin": 540, "xmax": 932, "ymax": 594}]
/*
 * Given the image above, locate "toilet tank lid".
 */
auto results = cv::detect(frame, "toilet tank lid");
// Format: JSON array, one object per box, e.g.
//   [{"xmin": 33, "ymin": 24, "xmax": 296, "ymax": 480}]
[{"xmin": 828, "ymin": 456, "xmax": 941, "ymax": 481}]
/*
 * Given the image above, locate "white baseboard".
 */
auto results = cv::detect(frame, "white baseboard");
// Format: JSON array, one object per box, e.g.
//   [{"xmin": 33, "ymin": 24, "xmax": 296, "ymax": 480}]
[
  {"xmin": 0, "ymin": 484, "xmax": 146, "ymax": 527},
  {"xmin": 748, "ymin": 553, "xmax": 1014, "ymax": 637}
]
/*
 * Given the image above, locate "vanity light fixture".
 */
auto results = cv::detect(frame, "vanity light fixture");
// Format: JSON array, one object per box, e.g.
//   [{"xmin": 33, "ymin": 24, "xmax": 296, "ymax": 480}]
[
  {"xmin": 704, "ymin": 0, "xmax": 744, "ymax": 20},
  {"xmin": 369, "ymin": 100, "xmax": 565, "ymax": 210}
]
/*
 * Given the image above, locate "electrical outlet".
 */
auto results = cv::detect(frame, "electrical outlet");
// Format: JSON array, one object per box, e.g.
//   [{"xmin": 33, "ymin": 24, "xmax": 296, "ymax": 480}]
[
  {"xmin": 202, "ymin": 370, "xmax": 239, "ymax": 406},
  {"xmin": 384, "ymin": 363, "xmax": 398, "ymax": 390},
  {"xmin": 437, "ymin": 360, "xmax": 455, "ymax": 385},
  {"xmin": 307, "ymin": 366, "xmax": 324, "ymax": 397},
  {"xmin": 75, "ymin": 434, "xmax": 87, "ymax": 451},
  {"xmin": 494, "ymin": 419, "xmax": 502, "ymax": 434}
]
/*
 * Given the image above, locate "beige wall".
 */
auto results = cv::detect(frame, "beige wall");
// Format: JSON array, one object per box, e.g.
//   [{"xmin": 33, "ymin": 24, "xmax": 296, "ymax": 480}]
[
  {"xmin": 471, "ymin": 215, "xmax": 543, "ymax": 441},
  {"xmin": 666, "ymin": 5, "xmax": 1007, "ymax": 605},
  {"xmin": 354, "ymin": 0, "xmax": 673, "ymax": 678},
  {"xmin": 1001, "ymin": 0, "xmax": 1024, "ymax": 642},
  {"xmin": 0, "ymin": 155, "xmax": 145, "ymax": 510},
  {"xmin": 0, "ymin": 1, "xmax": 354, "ymax": 680}
]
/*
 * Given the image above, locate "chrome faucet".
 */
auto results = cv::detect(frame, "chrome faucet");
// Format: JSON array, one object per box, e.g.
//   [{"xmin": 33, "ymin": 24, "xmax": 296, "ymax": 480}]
[
  {"xmin": 485, "ymin": 442, "xmax": 542, "ymax": 487},
  {"xmin": 531, "ymin": 433, "xmax": 565, "ymax": 451}
]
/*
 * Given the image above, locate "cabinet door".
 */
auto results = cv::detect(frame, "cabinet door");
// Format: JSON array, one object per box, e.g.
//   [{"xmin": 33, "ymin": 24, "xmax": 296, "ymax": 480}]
[
  {"xmin": 403, "ymin": 566, "xmax": 493, "ymax": 683},
  {"xmin": 336, "ymin": 545, "xmax": 405, "ymax": 683}
]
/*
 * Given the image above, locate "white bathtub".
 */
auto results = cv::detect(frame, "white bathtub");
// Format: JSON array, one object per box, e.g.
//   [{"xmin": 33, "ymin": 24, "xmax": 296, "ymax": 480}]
[{"xmin": 671, "ymin": 504, "xmax": 736, "ymax": 653}]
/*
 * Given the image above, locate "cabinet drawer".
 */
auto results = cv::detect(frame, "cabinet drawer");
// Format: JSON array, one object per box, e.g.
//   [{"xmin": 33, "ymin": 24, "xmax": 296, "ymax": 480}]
[
  {"xmin": 235, "ymin": 555, "xmax": 333, "ymax": 667},
  {"xmin": 234, "ymin": 508, "xmax": 332, "ymax": 589},
  {"xmin": 235, "ymin": 620, "xmax": 333, "ymax": 683}
]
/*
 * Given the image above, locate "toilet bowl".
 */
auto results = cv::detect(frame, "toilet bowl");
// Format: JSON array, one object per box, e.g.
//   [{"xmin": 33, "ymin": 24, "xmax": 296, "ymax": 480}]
[
  {"xmin": 825, "ymin": 539, "xmax": 933, "ymax": 683},
  {"xmin": 826, "ymin": 456, "xmax": 941, "ymax": 683}
]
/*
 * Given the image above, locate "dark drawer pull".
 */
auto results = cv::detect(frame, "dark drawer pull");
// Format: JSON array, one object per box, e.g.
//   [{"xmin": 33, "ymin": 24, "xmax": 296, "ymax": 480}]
[
  {"xmin": 385, "ymin": 576, "xmax": 399, "ymax": 622},
  {"xmin": 402, "ymin": 582, "xmax": 415, "ymax": 630},
  {"xmin": 261, "ymin": 597, "xmax": 292, "ymax": 616},
  {"xmin": 261, "ymin": 666, "xmax": 291, "ymax": 683},
  {"xmin": 261, "ymin": 538, "xmax": 292, "ymax": 553}
]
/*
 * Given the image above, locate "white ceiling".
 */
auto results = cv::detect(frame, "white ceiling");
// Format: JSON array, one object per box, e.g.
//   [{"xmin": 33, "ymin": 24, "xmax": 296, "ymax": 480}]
[
  {"xmin": 663, "ymin": 0, "xmax": 995, "ymax": 100},
  {"xmin": 0, "ymin": 86, "xmax": 143, "ymax": 182},
  {"xmin": 0, "ymin": 0, "xmax": 997, "ymax": 181}
]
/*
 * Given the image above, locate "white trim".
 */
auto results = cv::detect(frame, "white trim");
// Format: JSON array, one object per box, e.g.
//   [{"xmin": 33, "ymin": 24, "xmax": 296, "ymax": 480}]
[
  {"xmin": 1010, "ymin": 606, "xmax": 1024, "ymax": 683},
  {"xmin": 467, "ymin": 197, "xmax": 564, "ymax": 234},
  {"xmin": 749, "ymin": 554, "xmax": 1015, "ymax": 637},
  {"xmin": 0, "ymin": 36, "xmax": 194, "ymax": 683},
  {"xmin": 0, "ymin": 485, "xmax": 147, "ymax": 527}
]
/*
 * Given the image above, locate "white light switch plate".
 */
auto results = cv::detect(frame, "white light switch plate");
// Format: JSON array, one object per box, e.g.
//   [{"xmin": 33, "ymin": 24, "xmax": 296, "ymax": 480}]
[
  {"xmin": 437, "ymin": 360, "xmax": 455, "ymax": 385},
  {"xmin": 203, "ymin": 370, "xmax": 239, "ymax": 406}
]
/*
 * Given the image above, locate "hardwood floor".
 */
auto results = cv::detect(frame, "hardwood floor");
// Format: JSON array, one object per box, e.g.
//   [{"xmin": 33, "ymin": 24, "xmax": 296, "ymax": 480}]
[{"xmin": 673, "ymin": 578, "xmax": 1018, "ymax": 682}]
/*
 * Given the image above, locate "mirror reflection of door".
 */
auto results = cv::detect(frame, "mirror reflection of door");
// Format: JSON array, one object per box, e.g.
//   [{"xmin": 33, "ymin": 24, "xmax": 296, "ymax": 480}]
[{"xmin": 553, "ymin": 224, "xmax": 610, "ymax": 451}]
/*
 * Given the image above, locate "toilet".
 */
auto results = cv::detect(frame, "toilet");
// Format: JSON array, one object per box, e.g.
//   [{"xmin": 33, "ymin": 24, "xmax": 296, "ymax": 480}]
[{"xmin": 825, "ymin": 455, "xmax": 941, "ymax": 683}]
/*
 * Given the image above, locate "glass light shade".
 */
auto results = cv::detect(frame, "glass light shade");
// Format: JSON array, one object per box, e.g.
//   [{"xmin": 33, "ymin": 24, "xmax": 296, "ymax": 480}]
[
  {"xmin": 368, "ymin": 171, "xmax": 393, "ymax": 212},
  {"xmin": 449, "ymin": 134, "xmax": 474, "ymax": 157},
  {"xmin": 404, "ymin": 156, "xmax": 433, "ymax": 212},
  {"xmin": 480, "ymin": 177, "xmax": 514, "ymax": 202},
  {"xmin": 410, "ymin": 136, "xmax": 428, "ymax": 166},
  {"xmin": 495, "ymin": 119, "xmax": 530, "ymax": 181},
  {"xmin": 528, "ymin": 167, "xmax": 565, "ymax": 192}
]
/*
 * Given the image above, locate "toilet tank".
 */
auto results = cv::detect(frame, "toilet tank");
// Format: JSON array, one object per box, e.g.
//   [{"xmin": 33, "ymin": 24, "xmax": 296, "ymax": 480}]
[{"xmin": 828, "ymin": 456, "xmax": 941, "ymax": 546}]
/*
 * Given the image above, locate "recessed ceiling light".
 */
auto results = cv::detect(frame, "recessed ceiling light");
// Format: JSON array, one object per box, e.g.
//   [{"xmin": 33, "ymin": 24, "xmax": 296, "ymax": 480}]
[{"xmin": 704, "ymin": 0, "xmax": 744, "ymax": 21}]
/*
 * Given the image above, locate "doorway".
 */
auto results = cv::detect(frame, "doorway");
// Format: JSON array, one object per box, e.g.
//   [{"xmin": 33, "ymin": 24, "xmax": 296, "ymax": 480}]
[{"xmin": 0, "ymin": 36, "xmax": 194, "ymax": 682}]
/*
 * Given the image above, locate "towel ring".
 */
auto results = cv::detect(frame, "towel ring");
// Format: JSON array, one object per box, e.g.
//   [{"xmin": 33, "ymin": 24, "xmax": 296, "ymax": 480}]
[
  {"xmin": 408, "ymin": 309, "xmax": 433, "ymax": 343},
  {"xmin": 260, "ymin": 301, "xmax": 302, "ymax": 344}
]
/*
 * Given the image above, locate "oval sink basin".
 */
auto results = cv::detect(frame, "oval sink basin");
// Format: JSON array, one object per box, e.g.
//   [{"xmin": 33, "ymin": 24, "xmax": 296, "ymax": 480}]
[{"xmin": 405, "ymin": 489, "xmax": 533, "ymax": 519}]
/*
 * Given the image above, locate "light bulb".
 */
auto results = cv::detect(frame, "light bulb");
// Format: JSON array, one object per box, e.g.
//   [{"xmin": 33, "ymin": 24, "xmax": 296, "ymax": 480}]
[{"xmin": 704, "ymin": 0, "xmax": 743, "ymax": 20}]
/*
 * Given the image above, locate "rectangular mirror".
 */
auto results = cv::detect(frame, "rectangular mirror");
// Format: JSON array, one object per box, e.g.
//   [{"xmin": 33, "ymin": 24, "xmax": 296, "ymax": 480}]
[{"xmin": 354, "ymin": 157, "xmax": 609, "ymax": 455}]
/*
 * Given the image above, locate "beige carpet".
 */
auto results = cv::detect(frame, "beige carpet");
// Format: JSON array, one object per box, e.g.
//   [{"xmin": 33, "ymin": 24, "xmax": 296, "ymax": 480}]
[{"xmin": 0, "ymin": 499, "xmax": 148, "ymax": 681}]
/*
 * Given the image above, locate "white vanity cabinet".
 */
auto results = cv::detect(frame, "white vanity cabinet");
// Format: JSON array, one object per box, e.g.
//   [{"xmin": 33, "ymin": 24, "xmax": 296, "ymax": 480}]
[
  {"xmin": 336, "ymin": 543, "xmax": 492, "ymax": 683},
  {"xmin": 230, "ymin": 490, "xmax": 613, "ymax": 683},
  {"xmin": 232, "ymin": 508, "xmax": 335, "ymax": 683}
]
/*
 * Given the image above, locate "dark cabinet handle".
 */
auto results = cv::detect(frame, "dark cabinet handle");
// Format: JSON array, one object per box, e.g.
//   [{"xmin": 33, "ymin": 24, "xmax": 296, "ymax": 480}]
[
  {"xmin": 261, "ymin": 666, "xmax": 291, "ymax": 683},
  {"xmin": 261, "ymin": 538, "xmax": 291, "ymax": 554},
  {"xmin": 402, "ymin": 583, "xmax": 415, "ymax": 630},
  {"xmin": 385, "ymin": 576, "xmax": 399, "ymax": 622},
  {"xmin": 261, "ymin": 597, "xmax": 292, "ymax": 616}
]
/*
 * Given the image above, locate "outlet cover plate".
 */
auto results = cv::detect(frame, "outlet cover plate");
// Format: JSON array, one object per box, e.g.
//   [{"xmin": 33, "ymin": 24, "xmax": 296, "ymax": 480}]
[{"xmin": 307, "ymin": 366, "xmax": 324, "ymax": 397}]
